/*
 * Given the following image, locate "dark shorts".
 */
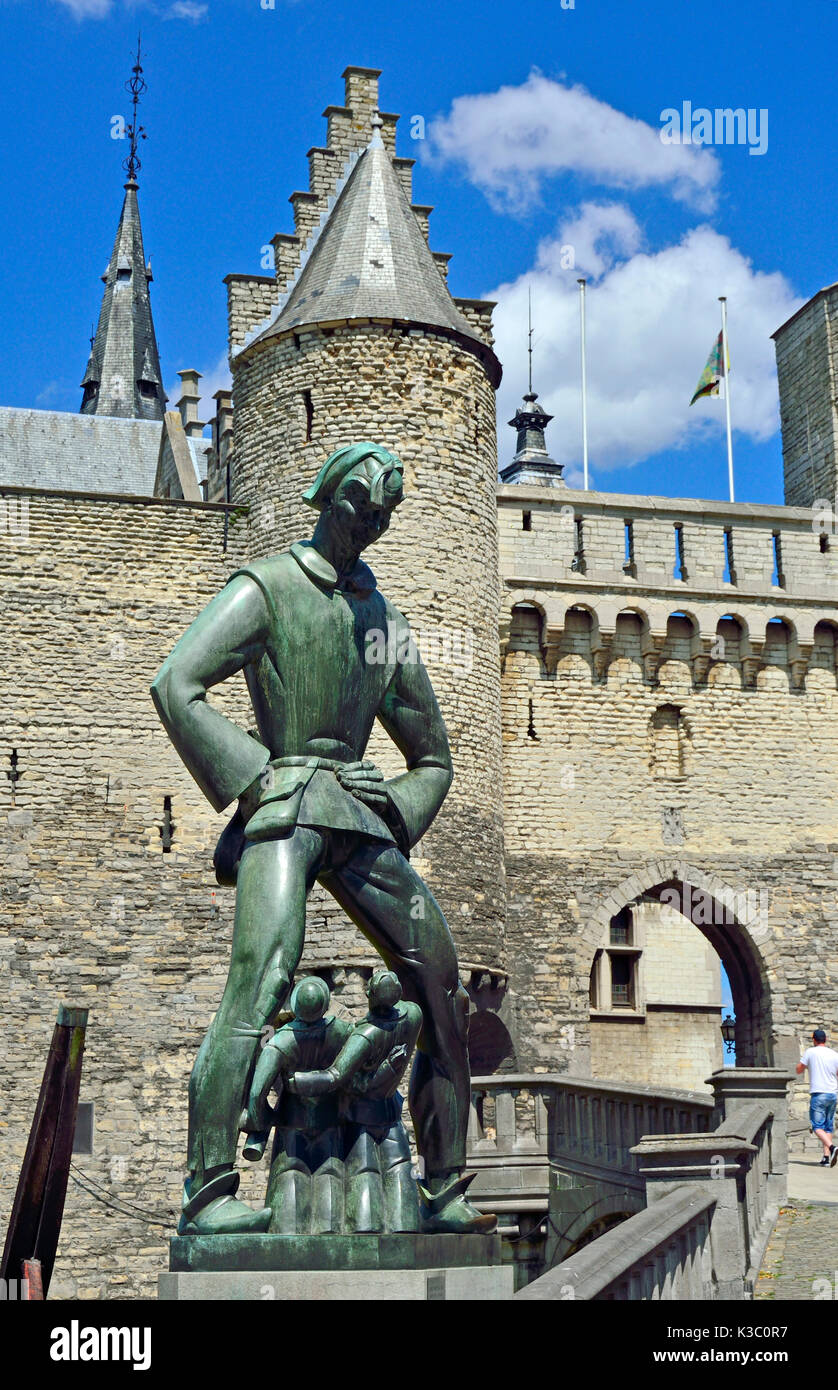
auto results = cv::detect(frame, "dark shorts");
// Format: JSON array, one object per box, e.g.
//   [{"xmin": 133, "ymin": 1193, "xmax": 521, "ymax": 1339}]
[{"xmin": 810, "ymin": 1092, "xmax": 837, "ymax": 1134}]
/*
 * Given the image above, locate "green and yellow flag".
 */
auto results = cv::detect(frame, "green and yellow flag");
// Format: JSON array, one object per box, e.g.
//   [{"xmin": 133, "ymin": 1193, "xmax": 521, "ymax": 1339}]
[{"xmin": 690, "ymin": 330, "xmax": 727, "ymax": 406}]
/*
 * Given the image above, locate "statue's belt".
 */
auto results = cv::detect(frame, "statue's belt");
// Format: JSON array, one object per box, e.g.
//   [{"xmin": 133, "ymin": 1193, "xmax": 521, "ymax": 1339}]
[
  {"xmin": 271, "ymin": 755, "xmax": 352, "ymax": 773},
  {"xmin": 243, "ymin": 755, "xmax": 391, "ymax": 843}
]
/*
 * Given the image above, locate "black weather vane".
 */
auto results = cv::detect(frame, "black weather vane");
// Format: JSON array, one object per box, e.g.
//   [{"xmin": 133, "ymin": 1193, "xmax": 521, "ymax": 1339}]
[{"xmin": 123, "ymin": 34, "xmax": 147, "ymax": 183}]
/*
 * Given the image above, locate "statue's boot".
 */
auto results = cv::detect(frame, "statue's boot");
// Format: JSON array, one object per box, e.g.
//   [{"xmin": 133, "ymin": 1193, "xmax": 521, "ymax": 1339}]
[
  {"xmin": 177, "ymin": 1169, "xmax": 271, "ymax": 1236},
  {"xmin": 418, "ymin": 1172, "xmax": 497, "ymax": 1235}
]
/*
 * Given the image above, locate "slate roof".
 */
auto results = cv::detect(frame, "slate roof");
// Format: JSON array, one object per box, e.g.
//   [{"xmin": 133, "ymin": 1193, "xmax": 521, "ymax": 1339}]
[
  {"xmin": 188, "ymin": 437, "xmax": 212, "ymax": 483},
  {"xmin": 0, "ymin": 407, "xmax": 163, "ymax": 495},
  {"xmin": 242, "ymin": 128, "xmax": 480, "ymax": 352},
  {"xmin": 80, "ymin": 180, "xmax": 167, "ymax": 421}
]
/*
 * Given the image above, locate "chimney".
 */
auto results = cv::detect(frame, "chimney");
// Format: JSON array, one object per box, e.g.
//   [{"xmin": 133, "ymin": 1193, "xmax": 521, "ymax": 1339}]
[
  {"xmin": 177, "ymin": 369, "xmax": 205, "ymax": 439},
  {"xmin": 212, "ymin": 388, "xmax": 233, "ymax": 451},
  {"xmin": 208, "ymin": 388, "xmax": 234, "ymax": 504}
]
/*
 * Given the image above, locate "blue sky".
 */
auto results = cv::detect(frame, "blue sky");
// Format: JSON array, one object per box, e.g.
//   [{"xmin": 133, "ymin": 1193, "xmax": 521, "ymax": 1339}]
[{"xmin": 1, "ymin": 0, "xmax": 835, "ymax": 504}]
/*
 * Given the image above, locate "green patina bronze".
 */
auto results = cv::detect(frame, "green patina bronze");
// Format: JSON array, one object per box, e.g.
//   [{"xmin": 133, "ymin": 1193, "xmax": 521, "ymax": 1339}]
[
  {"xmin": 151, "ymin": 442, "xmax": 496, "ymax": 1239},
  {"xmin": 240, "ymin": 971, "xmax": 422, "ymax": 1235}
]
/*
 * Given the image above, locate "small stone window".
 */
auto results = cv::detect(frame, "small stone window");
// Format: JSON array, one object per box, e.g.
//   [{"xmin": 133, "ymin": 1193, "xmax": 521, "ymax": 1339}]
[
  {"xmin": 771, "ymin": 532, "xmax": 785, "ymax": 588},
  {"xmin": 610, "ymin": 954, "xmax": 634, "ymax": 1007},
  {"xmin": 609, "ymin": 906, "xmax": 632, "ymax": 945},
  {"xmin": 723, "ymin": 528, "xmax": 737, "ymax": 584},
  {"xmin": 650, "ymin": 704, "xmax": 688, "ymax": 778},
  {"xmin": 673, "ymin": 524, "xmax": 687, "ymax": 581},
  {"xmin": 623, "ymin": 520, "xmax": 636, "ymax": 576},
  {"xmin": 571, "ymin": 516, "xmax": 586, "ymax": 573}
]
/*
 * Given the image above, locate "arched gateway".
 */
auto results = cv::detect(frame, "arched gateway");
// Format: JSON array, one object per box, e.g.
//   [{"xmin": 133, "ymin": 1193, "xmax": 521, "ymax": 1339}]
[{"xmin": 584, "ymin": 860, "xmax": 774, "ymax": 1073}]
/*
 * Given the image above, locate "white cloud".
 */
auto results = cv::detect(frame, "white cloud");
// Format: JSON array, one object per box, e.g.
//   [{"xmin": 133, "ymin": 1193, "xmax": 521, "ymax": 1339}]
[
  {"xmin": 166, "ymin": 1, "xmax": 208, "ymax": 19},
  {"xmin": 493, "ymin": 203, "xmax": 803, "ymax": 478},
  {"xmin": 54, "ymin": 0, "xmax": 112, "ymax": 16},
  {"xmin": 540, "ymin": 201, "xmax": 642, "ymax": 280},
  {"xmin": 52, "ymin": 0, "xmax": 208, "ymax": 17},
  {"xmin": 427, "ymin": 71, "xmax": 720, "ymax": 213}
]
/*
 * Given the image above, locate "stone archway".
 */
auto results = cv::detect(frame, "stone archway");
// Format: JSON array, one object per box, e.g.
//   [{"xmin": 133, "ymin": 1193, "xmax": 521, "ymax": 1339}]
[{"xmin": 583, "ymin": 860, "xmax": 774, "ymax": 1069}]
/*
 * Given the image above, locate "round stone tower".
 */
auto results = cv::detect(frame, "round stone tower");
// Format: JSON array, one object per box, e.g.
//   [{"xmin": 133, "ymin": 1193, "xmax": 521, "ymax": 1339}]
[{"xmin": 224, "ymin": 68, "xmax": 505, "ymax": 979}]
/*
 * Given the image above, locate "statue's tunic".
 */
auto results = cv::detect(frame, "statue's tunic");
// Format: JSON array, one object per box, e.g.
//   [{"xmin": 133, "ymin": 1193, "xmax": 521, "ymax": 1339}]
[{"xmin": 150, "ymin": 540, "xmax": 453, "ymax": 853}]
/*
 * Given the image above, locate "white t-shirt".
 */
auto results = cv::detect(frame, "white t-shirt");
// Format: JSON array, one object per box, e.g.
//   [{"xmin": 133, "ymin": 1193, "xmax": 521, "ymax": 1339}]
[{"xmin": 801, "ymin": 1046, "xmax": 838, "ymax": 1094}]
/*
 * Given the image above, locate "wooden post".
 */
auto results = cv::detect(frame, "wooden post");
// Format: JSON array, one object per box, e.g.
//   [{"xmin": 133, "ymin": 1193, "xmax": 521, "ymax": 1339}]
[{"xmin": 0, "ymin": 1005, "xmax": 88, "ymax": 1298}]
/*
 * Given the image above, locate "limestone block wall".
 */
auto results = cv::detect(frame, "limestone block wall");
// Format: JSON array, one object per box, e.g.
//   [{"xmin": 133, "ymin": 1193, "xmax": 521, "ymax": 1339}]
[
  {"xmin": 590, "ymin": 1012, "xmax": 724, "ymax": 1094},
  {"xmin": 498, "ymin": 484, "xmax": 838, "ymax": 1136},
  {"xmin": 773, "ymin": 285, "xmax": 838, "ymax": 508},
  {"xmin": 499, "ymin": 485, "xmax": 838, "ymax": 610}
]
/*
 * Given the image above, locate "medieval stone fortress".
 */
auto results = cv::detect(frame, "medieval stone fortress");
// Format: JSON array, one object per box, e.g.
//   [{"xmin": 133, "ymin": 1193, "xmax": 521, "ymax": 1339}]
[{"xmin": 2, "ymin": 63, "xmax": 837, "ymax": 1299}]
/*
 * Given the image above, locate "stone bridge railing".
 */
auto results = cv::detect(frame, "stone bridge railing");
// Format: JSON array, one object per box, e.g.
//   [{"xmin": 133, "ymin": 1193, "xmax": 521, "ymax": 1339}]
[
  {"xmin": 466, "ymin": 1073, "xmax": 715, "ymax": 1281},
  {"xmin": 515, "ymin": 1068, "xmax": 792, "ymax": 1301}
]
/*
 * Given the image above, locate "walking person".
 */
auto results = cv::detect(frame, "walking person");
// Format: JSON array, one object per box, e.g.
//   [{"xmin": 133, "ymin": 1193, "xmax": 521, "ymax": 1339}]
[{"xmin": 797, "ymin": 1029, "xmax": 838, "ymax": 1166}]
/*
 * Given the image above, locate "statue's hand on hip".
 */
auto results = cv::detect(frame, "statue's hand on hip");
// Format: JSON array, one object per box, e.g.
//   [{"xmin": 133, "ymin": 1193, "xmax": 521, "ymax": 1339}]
[{"xmin": 336, "ymin": 760, "xmax": 389, "ymax": 812}]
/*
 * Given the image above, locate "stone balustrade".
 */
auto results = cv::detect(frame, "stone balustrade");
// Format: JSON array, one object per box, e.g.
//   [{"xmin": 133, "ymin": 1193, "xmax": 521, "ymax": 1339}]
[
  {"xmin": 515, "ymin": 1067, "xmax": 791, "ymax": 1300},
  {"xmin": 516, "ymin": 1184, "xmax": 716, "ymax": 1301},
  {"xmin": 466, "ymin": 1072, "xmax": 714, "ymax": 1271}
]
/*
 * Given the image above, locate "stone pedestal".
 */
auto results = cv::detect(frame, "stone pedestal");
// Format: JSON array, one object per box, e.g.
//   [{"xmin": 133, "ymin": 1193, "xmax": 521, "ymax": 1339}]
[
  {"xmin": 159, "ymin": 1233, "xmax": 513, "ymax": 1301},
  {"xmin": 707, "ymin": 1066, "xmax": 794, "ymax": 1207}
]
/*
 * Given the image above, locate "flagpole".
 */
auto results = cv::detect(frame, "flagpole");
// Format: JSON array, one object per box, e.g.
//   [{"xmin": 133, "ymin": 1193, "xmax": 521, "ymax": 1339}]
[
  {"xmin": 578, "ymin": 278, "xmax": 589, "ymax": 489},
  {"xmin": 719, "ymin": 295, "xmax": 734, "ymax": 502}
]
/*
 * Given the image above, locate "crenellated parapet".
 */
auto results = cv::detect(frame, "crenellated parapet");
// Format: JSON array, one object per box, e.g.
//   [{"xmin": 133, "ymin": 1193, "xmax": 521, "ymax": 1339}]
[{"xmin": 499, "ymin": 484, "xmax": 838, "ymax": 688}]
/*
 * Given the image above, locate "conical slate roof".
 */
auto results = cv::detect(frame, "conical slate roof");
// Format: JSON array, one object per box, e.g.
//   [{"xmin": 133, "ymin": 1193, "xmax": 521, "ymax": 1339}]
[
  {"xmin": 244, "ymin": 129, "xmax": 479, "ymax": 350},
  {"xmin": 80, "ymin": 180, "xmax": 166, "ymax": 420}
]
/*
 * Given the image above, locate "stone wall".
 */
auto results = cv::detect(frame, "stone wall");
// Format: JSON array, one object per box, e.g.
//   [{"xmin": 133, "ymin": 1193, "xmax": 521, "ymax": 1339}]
[
  {"xmin": 497, "ymin": 484, "xmax": 838, "ymax": 1136},
  {"xmin": 591, "ymin": 1010, "xmax": 724, "ymax": 1094},
  {"xmin": 773, "ymin": 285, "xmax": 838, "ymax": 509}
]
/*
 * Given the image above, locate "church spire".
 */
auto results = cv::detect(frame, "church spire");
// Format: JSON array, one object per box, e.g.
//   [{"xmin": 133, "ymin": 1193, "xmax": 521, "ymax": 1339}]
[{"xmin": 80, "ymin": 37, "xmax": 166, "ymax": 421}]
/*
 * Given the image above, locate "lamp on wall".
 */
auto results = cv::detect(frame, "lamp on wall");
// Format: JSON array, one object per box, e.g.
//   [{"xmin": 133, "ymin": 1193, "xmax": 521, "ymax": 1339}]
[{"xmin": 721, "ymin": 1013, "xmax": 736, "ymax": 1054}]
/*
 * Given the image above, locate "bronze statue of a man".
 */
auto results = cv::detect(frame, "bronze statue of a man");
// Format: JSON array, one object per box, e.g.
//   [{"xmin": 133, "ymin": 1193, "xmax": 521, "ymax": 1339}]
[{"xmin": 151, "ymin": 442, "xmax": 494, "ymax": 1237}]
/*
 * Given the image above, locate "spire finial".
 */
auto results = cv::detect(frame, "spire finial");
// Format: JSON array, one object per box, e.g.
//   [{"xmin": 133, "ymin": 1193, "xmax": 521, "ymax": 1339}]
[
  {"xmin": 369, "ymin": 109, "xmax": 384, "ymax": 149},
  {"xmin": 527, "ymin": 284, "xmax": 533, "ymax": 396},
  {"xmin": 123, "ymin": 33, "xmax": 147, "ymax": 184}
]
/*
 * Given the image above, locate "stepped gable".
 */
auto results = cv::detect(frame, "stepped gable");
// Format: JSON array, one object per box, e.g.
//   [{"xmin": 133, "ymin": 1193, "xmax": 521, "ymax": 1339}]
[
  {"xmin": 241, "ymin": 117, "xmax": 478, "ymax": 351},
  {"xmin": 226, "ymin": 66, "xmax": 497, "ymax": 366}
]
